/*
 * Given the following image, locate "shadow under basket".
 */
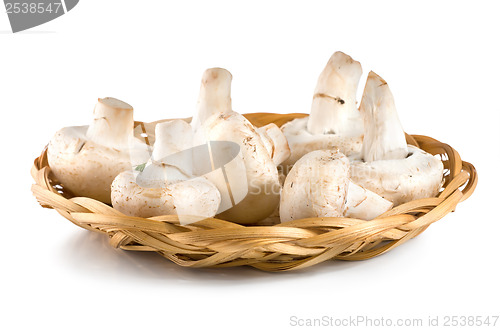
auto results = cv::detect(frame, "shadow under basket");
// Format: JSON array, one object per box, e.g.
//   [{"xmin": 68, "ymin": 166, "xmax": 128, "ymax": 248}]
[{"xmin": 31, "ymin": 113, "xmax": 477, "ymax": 272}]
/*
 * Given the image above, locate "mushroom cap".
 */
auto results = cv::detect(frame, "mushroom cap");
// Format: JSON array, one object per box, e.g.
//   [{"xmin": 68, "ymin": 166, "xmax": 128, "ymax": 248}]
[
  {"xmin": 48, "ymin": 125, "xmax": 149, "ymax": 204},
  {"xmin": 111, "ymin": 171, "xmax": 221, "ymax": 219},
  {"xmin": 281, "ymin": 116, "xmax": 363, "ymax": 168},
  {"xmin": 194, "ymin": 111, "xmax": 281, "ymax": 224},
  {"xmin": 280, "ymin": 149, "xmax": 350, "ymax": 222},
  {"xmin": 350, "ymin": 145, "xmax": 444, "ymax": 205}
]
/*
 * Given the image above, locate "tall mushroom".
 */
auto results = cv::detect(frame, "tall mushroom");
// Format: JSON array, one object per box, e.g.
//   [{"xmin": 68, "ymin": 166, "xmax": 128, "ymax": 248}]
[
  {"xmin": 280, "ymin": 149, "xmax": 392, "ymax": 222},
  {"xmin": 281, "ymin": 51, "xmax": 364, "ymax": 167},
  {"xmin": 190, "ymin": 68, "xmax": 233, "ymax": 132},
  {"xmin": 192, "ymin": 68, "xmax": 290, "ymax": 165},
  {"xmin": 47, "ymin": 97, "xmax": 150, "ymax": 204},
  {"xmin": 349, "ymin": 71, "xmax": 444, "ymax": 205},
  {"xmin": 193, "ymin": 68, "xmax": 287, "ymax": 224},
  {"xmin": 111, "ymin": 120, "xmax": 221, "ymax": 220}
]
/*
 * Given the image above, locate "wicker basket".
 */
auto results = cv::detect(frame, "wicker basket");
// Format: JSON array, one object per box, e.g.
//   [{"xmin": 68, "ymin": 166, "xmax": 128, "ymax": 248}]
[{"xmin": 31, "ymin": 113, "xmax": 477, "ymax": 272}]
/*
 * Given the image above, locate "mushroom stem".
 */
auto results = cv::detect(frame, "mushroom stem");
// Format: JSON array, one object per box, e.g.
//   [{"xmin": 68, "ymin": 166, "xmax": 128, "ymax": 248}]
[
  {"xmin": 152, "ymin": 120, "xmax": 193, "ymax": 162},
  {"xmin": 256, "ymin": 123, "xmax": 291, "ymax": 165},
  {"xmin": 360, "ymin": 71, "xmax": 408, "ymax": 162},
  {"xmin": 306, "ymin": 51, "xmax": 363, "ymax": 136},
  {"xmin": 137, "ymin": 120, "xmax": 193, "ymax": 188},
  {"xmin": 191, "ymin": 68, "xmax": 233, "ymax": 130},
  {"xmin": 86, "ymin": 97, "xmax": 134, "ymax": 149}
]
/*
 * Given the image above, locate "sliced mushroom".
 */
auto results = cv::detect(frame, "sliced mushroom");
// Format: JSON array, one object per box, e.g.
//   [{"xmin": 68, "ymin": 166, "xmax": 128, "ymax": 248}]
[
  {"xmin": 280, "ymin": 149, "xmax": 392, "ymax": 222},
  {"xmin": 344, "ymin": 181, "xmax": 393, "ymax": 220},
  {"xmin": 47, "ymin": 97, "xmax": 150, "ymax": 204},
  {"xmin": 281, "ymin": 51, "xmax": 364, "ymax": 167},
  {"xmin": 256, "ymin": 123, "xmax": 291, "ymax": 166},
  {"xmin": 350, "ymin": 71, "xmax": 444, "ymax": 205},
  {"xmin": 111, "ymin": 120, "xmax": 221, "ymax": 220}
]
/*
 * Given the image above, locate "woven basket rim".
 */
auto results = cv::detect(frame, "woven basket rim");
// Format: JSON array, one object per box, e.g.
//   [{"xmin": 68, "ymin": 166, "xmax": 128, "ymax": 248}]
[{"xmin": 31, "ymin": 112, "xmax": 478, "ymax": 272}]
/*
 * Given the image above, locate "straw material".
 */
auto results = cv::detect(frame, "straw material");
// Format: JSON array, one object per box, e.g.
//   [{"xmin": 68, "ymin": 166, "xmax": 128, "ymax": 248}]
[{"xmin": 31, "ymin": 113, "xmax": 477, "ymax": 271}]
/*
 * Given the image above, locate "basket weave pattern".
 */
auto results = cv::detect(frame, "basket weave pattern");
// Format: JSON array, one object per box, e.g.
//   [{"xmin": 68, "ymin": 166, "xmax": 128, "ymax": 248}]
[{"xmin": 31, "ymin": 113, "xmax": 477, "ymax": 271}]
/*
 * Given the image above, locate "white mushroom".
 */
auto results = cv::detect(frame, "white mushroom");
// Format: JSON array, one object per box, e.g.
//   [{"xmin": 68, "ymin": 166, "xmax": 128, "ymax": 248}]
[
  {"xmin": 111, "ymin": 120, "xmax": 221, "ymax": 220},
  {"xmin": 281, "ymin": 51, "xmax": 364, "ymax": 167},
  {"xmin": 280, "ymin": 149, "xmax": 392, "ymax": 222},
  {"xmin": 47, "ymin": 97, "xmax": 150, "ymax": 204},
  {"xmin": 307, "ymin": 51, "xmax": 364, "ymax": 136},
  {"xmin": 344, "ymin": 181, "xmax": 393, "ymax": 220},
  {"xmin": 193, "ymin": 68, "xmax": 283, "ymax": 224},
  {"xmin": 349, "ymin": 71, "xmax": 444, "ymax": 205},
  {"xmin": 136, "ymin": 119, "xmax": 194, "ymax": 187},
  {"xmin": 256, "ymin": 123, "xmax": 291, "ymax": 166}
]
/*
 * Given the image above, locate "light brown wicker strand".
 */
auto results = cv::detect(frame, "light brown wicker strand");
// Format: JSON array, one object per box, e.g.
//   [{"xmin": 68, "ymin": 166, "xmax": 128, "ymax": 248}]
[{"xmin": 31, "ymin": 113, "xmax": 477, "ymax": 271}]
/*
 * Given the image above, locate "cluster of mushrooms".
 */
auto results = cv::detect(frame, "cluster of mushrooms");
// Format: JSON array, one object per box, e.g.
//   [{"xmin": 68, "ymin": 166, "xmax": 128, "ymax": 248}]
[{"xmin": 47, "ymin": 51, "xmax": 444, "ymax": 226}]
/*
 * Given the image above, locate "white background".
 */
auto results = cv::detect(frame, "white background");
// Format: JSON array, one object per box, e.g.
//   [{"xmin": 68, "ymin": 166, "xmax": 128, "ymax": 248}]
[{"xmin": 1, "ymin": 1, "xmax": 499, "ymax": 329}]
